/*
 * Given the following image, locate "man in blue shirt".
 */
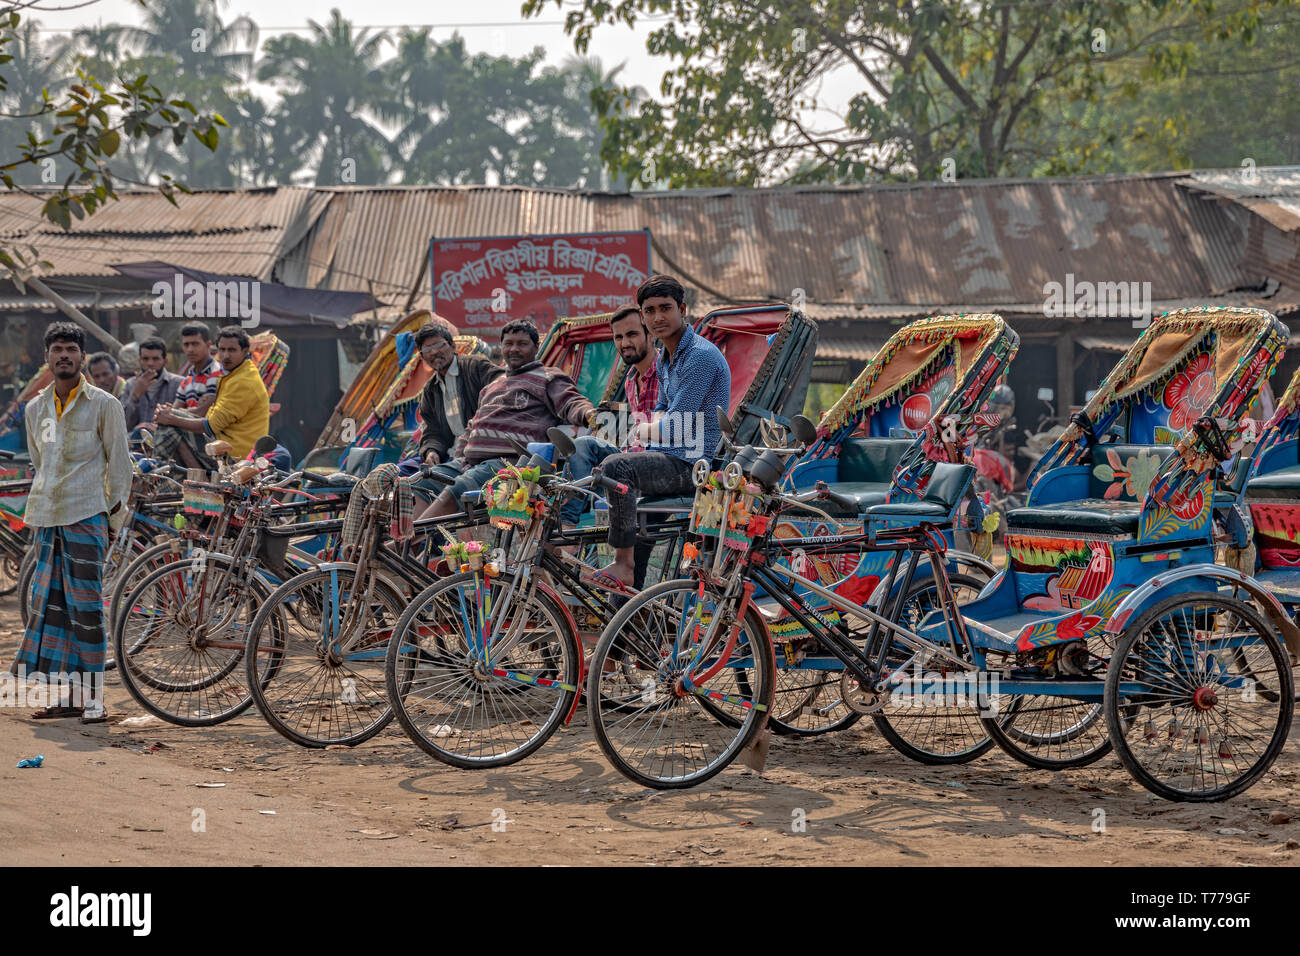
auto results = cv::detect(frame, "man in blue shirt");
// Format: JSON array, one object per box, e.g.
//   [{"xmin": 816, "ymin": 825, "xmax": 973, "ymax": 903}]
[{"xmin": 597, "ymin": 274, "xmax": 731, "ymax": 586}]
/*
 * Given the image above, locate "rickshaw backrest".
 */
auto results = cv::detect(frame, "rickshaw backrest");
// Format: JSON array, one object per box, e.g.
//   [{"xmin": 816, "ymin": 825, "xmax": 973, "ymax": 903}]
[
  {"xmin": 1084, "ymin": 444, "xmax": 1175, "ymax": 503},
  {"xmin": 837, "ymin": 437, "xmax": 913, "ymax": 485}
]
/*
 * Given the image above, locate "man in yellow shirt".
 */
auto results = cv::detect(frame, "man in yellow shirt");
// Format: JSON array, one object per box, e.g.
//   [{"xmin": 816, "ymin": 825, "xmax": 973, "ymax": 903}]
[{"xmin": 152, "ymin": 325, "xmax": 269, "ymax": 469}]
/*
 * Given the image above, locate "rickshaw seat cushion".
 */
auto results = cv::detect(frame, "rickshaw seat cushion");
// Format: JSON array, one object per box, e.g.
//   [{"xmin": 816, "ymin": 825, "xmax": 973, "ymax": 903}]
[
  {"xmin": 864, "ymin": 501, "xmax": 948, "ymax": 519},
  {"xmin": 1245, "ymin": 465, "xmax": 1300, "ymax": 500},
  {"xmin": 837, "ymin": 438, "xmax": 913, "ymax": 484},
  {"xmin": 344, "ymin": 446, "xmax": 381, "ymax": 476},
  {"xmin": 820, "ymin": 481, "xmax": 890, "ymax": 514},
  {"xmin": 1005, "ymin": 499, "xmax": 1140, "ymax": 536}
]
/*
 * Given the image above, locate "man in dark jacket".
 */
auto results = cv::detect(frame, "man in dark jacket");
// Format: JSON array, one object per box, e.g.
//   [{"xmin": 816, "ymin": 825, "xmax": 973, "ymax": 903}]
[{"xmin": 414, "ymin": 322, "xmax": 503, "ymax": 465}]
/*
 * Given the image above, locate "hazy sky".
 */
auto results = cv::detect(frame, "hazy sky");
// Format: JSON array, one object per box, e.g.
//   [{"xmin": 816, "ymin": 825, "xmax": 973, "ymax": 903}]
[{"xmin": 29, "ymin": 0, "xmax": 855, "ymax": 137}]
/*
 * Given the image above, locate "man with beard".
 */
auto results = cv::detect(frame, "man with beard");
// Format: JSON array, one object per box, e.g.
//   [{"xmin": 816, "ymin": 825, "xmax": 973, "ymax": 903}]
[
  {"xmin": 597, "ymin": 274, "xmax": 730, "ymax": 587},
  {"xmin": 151, "ymin": 325, "xmax": 269, "ymax": 470},
  {"xmin": 13, "ymin": 323, "xmax": 131, "ymax": 723},
  {"xmin": 420, "ymin": 319, "xmax": 596, "ymax": 520},
  {"xmin": 558, "ymin": 304, "xmax": 659, "ymax": 529},
  {"xmin": 120, "ymin": 336, "xmax": 180, "ymax": 431},
  {"xmin": 414, "ymin": 320, "xmax": 502, "ymax": 467}
]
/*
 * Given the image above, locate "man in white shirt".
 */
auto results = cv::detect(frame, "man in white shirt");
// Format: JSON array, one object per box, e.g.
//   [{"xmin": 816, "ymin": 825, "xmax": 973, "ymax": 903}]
[{"xmin": 12, "ymin": 322, "xmax": 131, "ymax": 724}]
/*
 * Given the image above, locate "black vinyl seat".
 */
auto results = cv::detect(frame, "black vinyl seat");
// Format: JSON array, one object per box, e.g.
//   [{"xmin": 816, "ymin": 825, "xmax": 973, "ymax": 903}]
[
  {"xmin": 1004, "ymin": 499, "xmax": 1141, "ymax": 536},
  {"xmin": 1245, "ymin": 464, "xmax": 1300, "ymax": 500}
]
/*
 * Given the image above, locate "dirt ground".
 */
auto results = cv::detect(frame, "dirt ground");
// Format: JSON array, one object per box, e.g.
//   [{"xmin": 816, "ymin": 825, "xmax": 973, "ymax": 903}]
[{"xmin": 2, "ymin": 601, "xmax": 1300, "ymax": 867}]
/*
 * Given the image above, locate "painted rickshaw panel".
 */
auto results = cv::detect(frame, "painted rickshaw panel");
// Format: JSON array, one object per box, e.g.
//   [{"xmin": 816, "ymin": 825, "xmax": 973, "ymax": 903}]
[
  {"xmin": 958, "ymin": 306, "xmax": 1287, "ymax": 657},
  {"xmin": 763, "ymin": 314, "xmax": 1019, "ymax": 641}
]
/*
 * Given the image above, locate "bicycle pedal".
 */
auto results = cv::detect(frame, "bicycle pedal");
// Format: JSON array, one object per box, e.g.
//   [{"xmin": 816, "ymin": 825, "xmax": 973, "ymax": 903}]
[{"xmin": 737, "ymin": 728, "xmax": 770, "ymax": 773}]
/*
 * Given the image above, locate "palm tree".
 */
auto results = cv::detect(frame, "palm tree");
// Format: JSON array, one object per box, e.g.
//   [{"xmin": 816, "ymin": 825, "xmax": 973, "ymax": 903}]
[
  {"xmin": 70, "ymin": 22, "xmax": 128, "ymax": 85},
  {"xmin": 561, "ymin": 55, "xmax": 648, "ymax": 190},
  {"xmin": 122, "ymin": 0, "xmax": 256, "ymax": 88},
  {"xmin": 257, "ymin": 9, "xmax": 392, "ymax": 185}
]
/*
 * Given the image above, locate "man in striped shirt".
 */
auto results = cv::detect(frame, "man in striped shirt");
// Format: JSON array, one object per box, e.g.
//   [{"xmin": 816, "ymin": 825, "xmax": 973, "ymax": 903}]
[
  {"xmin": 175, "ymin": 322, "xmax": 223, "ymax": 412},
  {"xmin": 421, "ymin": 319, "xmax": 597, "ymax": 519}
]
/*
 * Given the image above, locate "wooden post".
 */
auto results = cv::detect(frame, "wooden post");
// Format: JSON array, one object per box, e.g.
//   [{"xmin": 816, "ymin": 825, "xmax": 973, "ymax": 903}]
[
  {"xmin": 23, "ymin": 276, "xmax": 124, "ymax": 355},
  {"xmin": 1056, "ymin": 329, "xmax": 1075, "ymax": 414}
]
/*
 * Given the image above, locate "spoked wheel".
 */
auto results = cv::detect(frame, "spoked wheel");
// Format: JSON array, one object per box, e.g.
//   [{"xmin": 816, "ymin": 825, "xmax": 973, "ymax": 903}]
[
  {"xmin": 114, "ymin": 554, "xmax": 268, "ymax": 726},
  {"xmin": 0, "ymin": 546, "xmax": 23, "ymax": 598},
  {"xmin": 97, "ymin": 530, "xmax": 150, "ymax": 671},
  {"xmin": 110, "ymin": 540, "xmax": 186, "ymax": 647},
  {"xmin": 587, "ymin": 578, "xmax": 774, "ymax": 790},
  {"xmin": 1105, "ymin": 592, "xmax": 1293, "ymax": 802},
  {"xmin": 980, "ymin": 630, "xmax": 1117, "ymax": 770},
  {"xmin": 766, "ymin": 664, "xmax": 860, "ymax": 736},
  {"xmin": 386, "ymin": 570, "xmax": 580, "ymax": 768},
  {"xmin": 247, "ymin": 565, "xmax": 404, "ymax": 748},
  {"xmin": 873, "ymin": 572, "xmax": 999, "ymax": 764}
]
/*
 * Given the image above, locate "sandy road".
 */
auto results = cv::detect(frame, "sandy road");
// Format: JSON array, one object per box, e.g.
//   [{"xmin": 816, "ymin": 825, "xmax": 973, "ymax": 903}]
[{"xmin": 2, "ymin": 605, "xmax": 1300, "ymax": 866}]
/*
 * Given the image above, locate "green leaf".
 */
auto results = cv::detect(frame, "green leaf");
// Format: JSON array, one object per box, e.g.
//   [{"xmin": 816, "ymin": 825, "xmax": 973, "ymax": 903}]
[{"xmin": 98, "ymin": 129, "xmax": 120, "ymax": 156}]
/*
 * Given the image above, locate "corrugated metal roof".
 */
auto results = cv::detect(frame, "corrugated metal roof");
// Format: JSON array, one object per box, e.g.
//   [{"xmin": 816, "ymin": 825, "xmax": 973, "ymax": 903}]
[
  {"xmin": 0, "ymin": 291, "xmax": 155, "ymax": 312},
  {"xmin": 1179, "ymin": 167, "xmax": 1300, "ymax": 233},
  {"xmin": 2, "ymin": 170, "xmax": 1296, "ymax": 319}
]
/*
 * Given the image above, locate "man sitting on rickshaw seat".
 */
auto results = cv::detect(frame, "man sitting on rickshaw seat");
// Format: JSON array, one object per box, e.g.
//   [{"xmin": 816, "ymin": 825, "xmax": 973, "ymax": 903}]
[
  {"xmin": 150, "ymin": 326, "xmax": 270, "ymax": 471},
  {"xmin": 418, "ymin": 319, "xmax": 598, "ymax": 520},
  {"xmin": 559, "ymin": 304, "xmax": 659, "ymax": 529},
  {"xmin": 597, "ymin": 274, "xmax": 731, "ymax": 588},
  {"xmin": 414, "ymin": 320, "xmax": 503, "ymax": 468}
]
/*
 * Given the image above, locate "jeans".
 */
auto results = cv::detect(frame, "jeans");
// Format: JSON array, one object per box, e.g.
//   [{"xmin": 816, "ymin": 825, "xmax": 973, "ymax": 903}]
[
  {"xmin": 602, "ymin": 451, "xmax": 694, "ymax": 549},
  {"xmin": 560, "ymin": 435, "xmax": 621, "ymax": 526},
  {"xmin": 412, "ymin": 457, "xmax": 506, "ymax": 506}
]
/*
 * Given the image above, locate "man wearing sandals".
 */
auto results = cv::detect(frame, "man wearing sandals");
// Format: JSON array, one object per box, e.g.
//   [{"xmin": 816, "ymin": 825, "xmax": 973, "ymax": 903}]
[
  {"xmin": 12, "ymin": 323, "xmax": 131, "ymax": 723},
  {"xmin": 599, "ymin": 275, "xmax": 730, "ymax": 587}
]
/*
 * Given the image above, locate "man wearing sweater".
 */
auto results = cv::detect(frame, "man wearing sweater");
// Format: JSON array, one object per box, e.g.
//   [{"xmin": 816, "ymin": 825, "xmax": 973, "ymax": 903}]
[{"xmin": 422, "ymin": 319, "xmax": 596, "ymax": 519}]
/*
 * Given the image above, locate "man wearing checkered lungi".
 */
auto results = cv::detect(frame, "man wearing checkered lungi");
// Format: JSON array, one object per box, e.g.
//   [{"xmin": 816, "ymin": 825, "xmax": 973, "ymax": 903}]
[{"xmin": 12, "ymin": 322, "xmax": 132, "ymax": 722}]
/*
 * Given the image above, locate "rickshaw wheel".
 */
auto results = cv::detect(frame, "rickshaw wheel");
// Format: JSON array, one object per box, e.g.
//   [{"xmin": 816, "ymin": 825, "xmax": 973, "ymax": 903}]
[
  {"xmin": 873, "ymin": 573, "xmax": 999, "ymax": 763},
  {"xmin": 1106, "ymin": 591, "xmax": 1293, "ymax": 802},
  {"xmin": 979, "ymin": 630, "xmax": 1116, "ymax": 771}
]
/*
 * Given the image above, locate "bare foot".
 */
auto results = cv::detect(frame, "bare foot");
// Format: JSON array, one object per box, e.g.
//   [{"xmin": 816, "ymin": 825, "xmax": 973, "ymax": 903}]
[{"xmin": 595, "ymin": 561, "xmax": 635, "ymax": 588}]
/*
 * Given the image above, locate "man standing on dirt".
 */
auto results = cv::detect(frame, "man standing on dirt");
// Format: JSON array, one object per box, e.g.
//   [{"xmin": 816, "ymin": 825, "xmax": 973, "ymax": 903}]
[{"xmin": 12, "ymin": 322, "xmax": 131, "ymax": 723}]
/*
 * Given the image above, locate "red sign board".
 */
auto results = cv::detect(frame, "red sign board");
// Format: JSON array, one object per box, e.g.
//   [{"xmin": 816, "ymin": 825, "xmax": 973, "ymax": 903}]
[{"xmin": 429, "ymin": 230, "xmax": 652, "ymax": 333}]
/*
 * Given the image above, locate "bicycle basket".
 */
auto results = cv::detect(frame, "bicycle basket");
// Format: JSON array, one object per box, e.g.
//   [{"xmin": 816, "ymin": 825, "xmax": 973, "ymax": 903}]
[
  {"xmin": 481, "ymin": 465, "xmax": 543, "ymax": 530},
  {"xmin": 690, "ymin": 473, "xmax": 765, "ymax": 551},
  {"xmin": 182, "ymin": 480, "xmax": 225, "ymax": 517}
]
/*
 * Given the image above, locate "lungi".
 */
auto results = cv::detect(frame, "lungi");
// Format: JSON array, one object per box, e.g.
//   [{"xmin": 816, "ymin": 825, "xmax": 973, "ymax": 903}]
[
  {"xmin": 151, "ymin": 412, "xmax": 218, "ymax": 470},
  {"xmin": 11, "ymin": 514, "xmax": 109, "ymax": 679}
]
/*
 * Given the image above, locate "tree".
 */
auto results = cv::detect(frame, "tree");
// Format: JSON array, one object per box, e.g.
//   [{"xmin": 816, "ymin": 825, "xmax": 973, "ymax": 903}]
[
  {"xmin": 381, "ymin": 30, "xmax": 608, "ymax": 187},
  {"xmin": 562, "ymin": 55, "xmax": 647, "ymax": 189},
  {"xmin": 0, "ymin": 17, "xmax": 70, "ymax": 186},
  {"xmin": 523, "ymin": 0, "xmax": 1300, "ymax": 186},
  {"xmin": 0, "ymin": 2, "xmax": 227, "ymax": 274},
  {"xmin": 257, "ymin": 9, "xmax": 392, "ymax": 185}
]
